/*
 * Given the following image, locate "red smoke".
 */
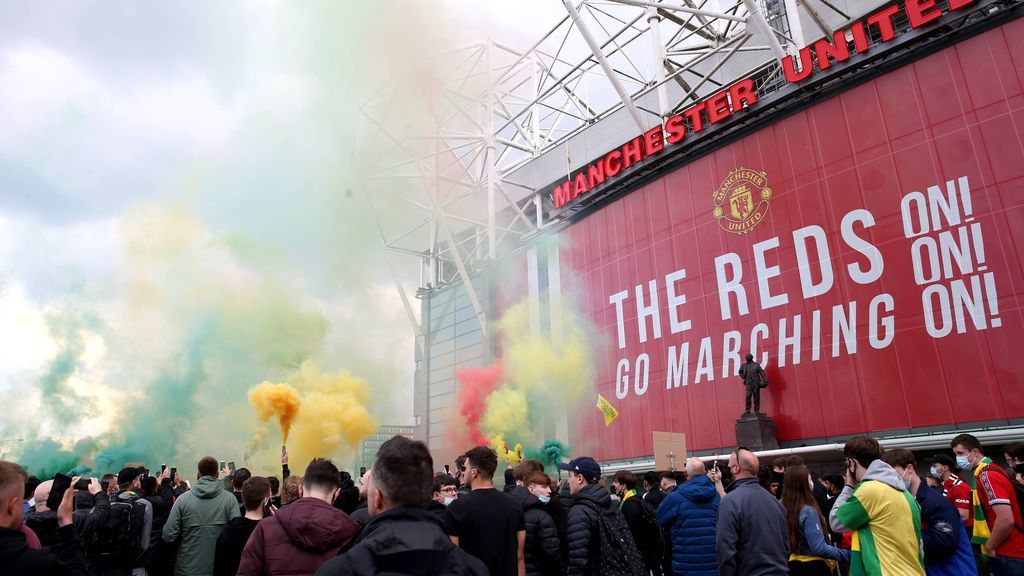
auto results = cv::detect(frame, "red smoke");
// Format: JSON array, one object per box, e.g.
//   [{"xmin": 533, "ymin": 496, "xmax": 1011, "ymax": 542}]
[{"xmin": 456, "ymin": 364, "xmax": 503, "ymax": 445}]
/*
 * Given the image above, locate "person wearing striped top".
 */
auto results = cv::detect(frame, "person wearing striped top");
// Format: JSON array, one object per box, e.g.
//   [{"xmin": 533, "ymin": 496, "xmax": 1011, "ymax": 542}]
[{"xmin": 828, "ymin": 437, "xmax": 926, "ymax": 576}]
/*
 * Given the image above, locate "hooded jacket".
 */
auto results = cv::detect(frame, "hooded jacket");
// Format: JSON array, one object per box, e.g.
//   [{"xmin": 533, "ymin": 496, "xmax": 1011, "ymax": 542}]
[
  {"xmin": 162, "ymin": 475, "xmax": 240, "ymax": 576},
  {"xmin": 510, "ymin": 487, "xmax": 562, "ymax": 576},
  {"xmin": 829, "ymin": 460, "xmax": 925, "ymax": 576},
  {"xmin": 565, "ymin": 482, "xmax": 612, "ymax": 576},
  {"xmin": 213, "ymin": 516, "xmax": 259, "ymax": 576},
  {"xmin": 237, "ymin": 496, "xmax": 359, "ymax": 576},
  {"xmin": 657, "ymin": 474, "xmax": 720, "ymax": 576},
  {"xmin": 314, "ymin": 507, "xmax": 488, "ymax": 576},
  {"xmin": 715, "ymin": 477, "xmax": 789, "ymax": 576},
  {"xmin": 0, "ymin": 524, "xmax": 91, "ymax": 576},
  {"xmin": 913, "ymin": 481, "xmax": 975, "ymax": 576}
]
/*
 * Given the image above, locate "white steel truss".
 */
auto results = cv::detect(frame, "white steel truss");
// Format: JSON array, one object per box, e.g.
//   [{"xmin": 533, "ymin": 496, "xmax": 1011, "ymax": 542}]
[{"xmin": 358, "ymin": 0, "xmax": 851, "ymax": 339}]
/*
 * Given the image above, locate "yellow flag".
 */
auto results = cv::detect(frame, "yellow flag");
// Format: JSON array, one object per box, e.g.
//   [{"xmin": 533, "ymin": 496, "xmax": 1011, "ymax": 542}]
[{"xmin": 596, "ymin": 394, "xmax": 619, "ymax": 426}]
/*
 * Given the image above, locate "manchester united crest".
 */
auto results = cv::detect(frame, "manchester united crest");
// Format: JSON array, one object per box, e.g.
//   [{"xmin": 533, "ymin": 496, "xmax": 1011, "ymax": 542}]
[{"xmin": 712, "ymin": 167, "xmax": 772, "ymax": 234}]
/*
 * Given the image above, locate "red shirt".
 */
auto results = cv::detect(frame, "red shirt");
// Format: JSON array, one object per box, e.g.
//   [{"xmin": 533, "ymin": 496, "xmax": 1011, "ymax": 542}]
[
  {"xmin": 943, "ymin": 474, "xmax": 973, "ymax": 528},
  {"xmin": 977, "ymin": 465, "xmax": 1024, "ymax": 558}
]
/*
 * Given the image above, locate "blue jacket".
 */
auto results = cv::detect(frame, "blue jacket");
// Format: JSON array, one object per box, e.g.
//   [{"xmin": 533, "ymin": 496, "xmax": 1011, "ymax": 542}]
[
  {"xmin": 656, "ymin": 475, "xmax": 720, "ymax": 576},
  {"xmin": 794, "ymin": 505, "xmax": 850, "ymax": 562},
  {"xmin": 914, "ymin": 482, "xmax": 975, "ymax": 576}
]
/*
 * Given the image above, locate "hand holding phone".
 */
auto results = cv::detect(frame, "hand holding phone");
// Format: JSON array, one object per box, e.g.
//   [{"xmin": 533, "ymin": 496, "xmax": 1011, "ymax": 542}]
[
  {"xmin": 73, "ymin": 477, "xmax": 91, "ymax": 491},
  {"xmin": 56, "ymin": 477, "xmax": 77, "ymax": 528}
]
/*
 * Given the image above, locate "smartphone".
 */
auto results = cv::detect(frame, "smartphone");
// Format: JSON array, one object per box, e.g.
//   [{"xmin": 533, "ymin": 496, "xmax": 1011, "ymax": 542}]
[
  {"xmin": 359, "ymin": 466, "xmax": 366, "ymax": 477},
  {"xmin": 219, "ymin": 460, "xmax": 226, "ymax": 471},
  {"xmin": 228, "ymin": 461, "xmax": 236, "ymax": 472},
  {"xmin": 263, "ymin": 498, "xmax": 273, "ymax": 517},
  {"xmin": 161, "ymin": 464, "xmax": 167, "ymax": 474},
  {"xmin": 444, "ymin": 464, "xmax": 450, "ymax": 475},
  {"xmin": 170, "ymin": 467, "xmax": 177, "ymax": 479},
  {"xmin": 73, "ymin": 478, "xmax": 91, "ymax": 491},
  {"xmin": 143, "ymin": 469, "xmax": 150, "ymax": 478},
  {"xmin": 100, "ymin": 479, "xmax": 110, "ymax": 494},
  {"xmin": 48, "ymin": 473, "xmax": 72, "ymax": 511}
]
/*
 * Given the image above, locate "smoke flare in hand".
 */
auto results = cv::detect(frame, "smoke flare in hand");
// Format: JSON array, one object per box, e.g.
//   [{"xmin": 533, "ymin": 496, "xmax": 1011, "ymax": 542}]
[{"xmin": 248, "ymin": 381, "xmax": 302, "ymax": 443}]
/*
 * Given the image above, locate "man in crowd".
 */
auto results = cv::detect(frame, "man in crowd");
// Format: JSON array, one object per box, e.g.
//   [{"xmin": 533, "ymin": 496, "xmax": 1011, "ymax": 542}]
[
  {"xmin": 642, "ymin": 471, "xmax": 665, "ymax": 507},
  {"xmin": 0, "ymin": 461, "xmax": 91, "ymax": 575},
  {"xmin": 230, "ymin": 468, "xmax": 251, "ymax": 513},
  {"xmin": 716, "ymin": 448, "xmax": 788, "ymax": 576},
  {"xmin": 317, "ymin": 436, "xmax": 487, "ymax": 576},
  {"xmin": 951, "ymin": 433, "xmax": 1024, "ymax": 575},
  {"xmin": 561, "ymin": 456, "xmax": 640, "ymax": 576},
  {"xmin": 660, "ymin": 471, "xmax": 678, "ymax": 494},
  {"xmin": 515, "ymin": 459, "xmax": 566, "ymax": 547},
  {"xmin": 162, "ymin": 456, "xmax": 240, "ymax": 576},
  {"xmin": 91, "ymin": 466, "xmax": 154, "ymax": 576},
  {"xmin": 268, "ymin": 476, "xmax": 281, "ymax": 509},
  {"xmin": 454, "ymin": 454, "xmax": 471, "ymax": 498},
  {"xmin": 25, "ymin": 479, "xmax": 59, "ymax": 546},
  {"xmin": 830, "ymin": 436, "xmax": 925, "ymax": 576},
  {"xmin": 429, "ymin": 473, "xmax": 458, "ymax": 522},
  {"xmin": 214, "ymin": 476, "xmax": 271, "ymax": 576},
  {"xmin": 928, "ymin": 453, "xmax": 973, "ymax": 529},
  {"xmin": 659, "ymin": 458, "xmax": 720, "ymax": 576},
  {"xmin": 882, "ymin": 448, "xmax": 974, "ymax": 575},
  {"xmin": 238, "ymin": 458, "xmax": 358, "ymax": 575},
  {"xmin": 350, "ymin": 468, "xmax": 371, "ymax": 529},
  {"xmin": 446, "ymin": 445, "xmax": 526, "ymax": 576},
  {"xmin": 612, "ymin": 470, "xmax": 663, "ymax": 576},
  {"xmin": 517, "ymin": 471, "xmax": 562, "ymax": 576},
  {"xmin": 141, "ymin": 470, "xmax": 176, "ymax": 575}
]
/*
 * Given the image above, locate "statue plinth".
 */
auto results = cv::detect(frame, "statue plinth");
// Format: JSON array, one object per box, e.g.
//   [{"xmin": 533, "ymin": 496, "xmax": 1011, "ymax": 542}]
[{"xmin": 735, "ymin": 413, "xmax": 779, "ymax": 451}]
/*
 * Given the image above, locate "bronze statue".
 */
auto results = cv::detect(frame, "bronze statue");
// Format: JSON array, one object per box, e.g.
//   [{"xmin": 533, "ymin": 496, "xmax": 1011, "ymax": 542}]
[{"xmin": 738, "ymin": 353, "xmax": 768, "ymax": 414}]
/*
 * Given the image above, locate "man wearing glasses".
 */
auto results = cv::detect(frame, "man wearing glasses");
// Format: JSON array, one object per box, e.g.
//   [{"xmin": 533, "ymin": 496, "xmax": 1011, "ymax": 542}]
[{"xmin": 430, "ymin": 474, "xmax": 459, "ymax": 525}]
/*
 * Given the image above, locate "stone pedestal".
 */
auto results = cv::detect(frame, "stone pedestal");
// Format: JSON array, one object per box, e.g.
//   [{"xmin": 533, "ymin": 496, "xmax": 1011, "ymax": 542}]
[{"xmin": 735, "ymin": 413, "xmax": 779, "ymax": 451}]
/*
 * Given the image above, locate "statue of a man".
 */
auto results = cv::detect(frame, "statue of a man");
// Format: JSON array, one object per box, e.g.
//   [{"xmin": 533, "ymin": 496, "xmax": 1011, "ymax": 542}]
[{"xmin": 738, "ymin": 353, "xmax": 768, "ymax": 414}]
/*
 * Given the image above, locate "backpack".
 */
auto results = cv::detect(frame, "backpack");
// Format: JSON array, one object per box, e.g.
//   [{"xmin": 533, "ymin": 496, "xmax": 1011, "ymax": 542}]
[
  {"xmin": 622, "ymin": 497, "xmax": 664, "ymax": 561},
  {"xmin": 92, "ymin": 491, "xmax": 145, "ymax": 566},
  {"xmin": 578, "ymin": 499, "xmax": 645, "ymax": 576}
]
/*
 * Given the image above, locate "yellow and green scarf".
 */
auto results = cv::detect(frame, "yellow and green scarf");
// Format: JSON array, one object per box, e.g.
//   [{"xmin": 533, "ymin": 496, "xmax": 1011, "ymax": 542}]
[{"xmin": 971, "ymin": 457, "xmax": 993, "ymax": 547}]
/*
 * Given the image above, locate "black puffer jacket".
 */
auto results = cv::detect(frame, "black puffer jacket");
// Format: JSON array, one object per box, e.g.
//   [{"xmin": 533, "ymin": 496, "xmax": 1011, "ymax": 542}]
[
  {"xmin": 315, "ymin": 507, "xmax": 488, "ymax": 576},
  {"xmin": 0, "ymin": 525, "xmax": 91, "ymax": 576},
  {"xmin": 510, "ymin": 488, "xmax": 562, "ymax": 576},
  {"xmin": 565, "ymin": 483, "xmax": 612, "ymax": 576}
]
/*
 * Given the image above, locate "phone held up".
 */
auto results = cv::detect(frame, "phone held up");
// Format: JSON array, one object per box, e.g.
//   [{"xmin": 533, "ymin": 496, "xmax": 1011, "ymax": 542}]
[{"xmin": 47, "ymin": 473, "xmax": 72, "ymax": 511}]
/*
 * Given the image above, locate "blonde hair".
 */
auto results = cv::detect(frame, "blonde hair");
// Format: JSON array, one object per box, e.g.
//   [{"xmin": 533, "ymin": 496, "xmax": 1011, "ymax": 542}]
[{"xmin": 281, "ymin": 475, "xmax": 303, "ymax": 506}]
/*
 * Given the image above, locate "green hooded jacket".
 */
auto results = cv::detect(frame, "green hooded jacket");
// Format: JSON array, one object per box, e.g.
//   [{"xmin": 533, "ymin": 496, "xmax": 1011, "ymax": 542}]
[{"xmin": 162, "ymin": 475, "xmax": 240, "ymax": 576}]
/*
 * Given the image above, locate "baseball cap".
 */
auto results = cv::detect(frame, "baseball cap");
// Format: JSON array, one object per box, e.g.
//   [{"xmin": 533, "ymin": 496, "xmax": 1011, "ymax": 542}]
[
  {"xmin": 927, "ymin": 454, "xmax": 958, "ymax": 469},
  {"xmin": 117, "ymin": 466, "xmax": 144, "ymax": 485},
  {"xmin": 557, "ymin": 457, "xmax": 602, "ymax": 482}
]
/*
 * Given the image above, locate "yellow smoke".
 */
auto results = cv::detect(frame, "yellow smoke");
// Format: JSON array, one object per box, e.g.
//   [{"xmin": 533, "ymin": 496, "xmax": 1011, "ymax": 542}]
[
  {"xmin": 248, "ymin": 382, "xmax": 302, "ymax": 443},
  {"xmin": 475, "ymin": 298, "xmax": 595, "ymax": 450},
  {"xmin": 248, "ymin": 363, "xmax": 380, "ymax": 470}
]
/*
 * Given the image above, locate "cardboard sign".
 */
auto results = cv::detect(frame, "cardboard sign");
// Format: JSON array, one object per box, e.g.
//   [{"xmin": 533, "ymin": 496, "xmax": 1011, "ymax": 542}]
[{"xmin": 653, "ymin": 431, "xmax": 686, "ymax": 472}]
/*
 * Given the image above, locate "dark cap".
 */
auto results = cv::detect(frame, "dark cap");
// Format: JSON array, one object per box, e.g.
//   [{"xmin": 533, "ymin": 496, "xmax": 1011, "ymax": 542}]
[
  {"xmin": 557, "ymin": 457, "xmax": 601, "ymax": 482},
  {"xmin": 117, "ymin": 466, "xmax": 144, "ymax": 485},
  {"xmin": 927, "ymin": 454, "xmax": 958, "ymax": 469}
]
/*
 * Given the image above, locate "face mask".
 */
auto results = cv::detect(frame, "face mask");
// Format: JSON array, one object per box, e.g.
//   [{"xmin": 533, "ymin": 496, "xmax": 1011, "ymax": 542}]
[
  {"xmin": 443, "ymin": 496, "xmax": 455, "ymax": 507},
  {"xmin": 538, "ymin": 495, "xmax": 551, "ymax": 504},
  {"xmin": 956, "ymin": 456, "xmax": 970, "ymax": 470},
  {"xmin": 809, "ymin": 479, "xmax": 815, "ymax": 491},
  {"xmin": 930, "ymin": 466, "xmax": 941, "ymax": 479}
]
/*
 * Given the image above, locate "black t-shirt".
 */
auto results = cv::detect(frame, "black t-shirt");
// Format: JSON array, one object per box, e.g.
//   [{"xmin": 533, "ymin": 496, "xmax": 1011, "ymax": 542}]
[{"xmin": 445, "ymin": 487, "xmax": 525, "ymax": 576}]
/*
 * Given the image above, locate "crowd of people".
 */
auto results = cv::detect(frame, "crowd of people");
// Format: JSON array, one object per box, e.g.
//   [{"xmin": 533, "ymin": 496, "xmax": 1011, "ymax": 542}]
[{"xmin": 1, "ymin": 433, "xmax": 1022, "ymax": 576}]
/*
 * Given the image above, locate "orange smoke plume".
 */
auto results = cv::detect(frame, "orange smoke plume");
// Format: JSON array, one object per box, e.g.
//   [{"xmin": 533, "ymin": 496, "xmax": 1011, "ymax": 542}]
[{"xmin": 248, "ymin": 381, "xmax": 302, "ymax": 443}]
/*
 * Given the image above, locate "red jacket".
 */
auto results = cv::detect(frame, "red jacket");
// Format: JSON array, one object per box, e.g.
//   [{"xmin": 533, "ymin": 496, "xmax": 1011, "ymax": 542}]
[{"xmin": 237, "ymin": 497, "xmax": 358, "ymax": 575}]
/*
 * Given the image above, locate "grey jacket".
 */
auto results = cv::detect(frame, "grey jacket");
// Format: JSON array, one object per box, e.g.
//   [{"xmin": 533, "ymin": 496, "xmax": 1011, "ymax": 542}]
[
  {"xmin": 162, "ymin": 475, "xmax": 240, "ymax": 576},
  {"xmin": 715, "ymin": 478, "xmax": 789, "ymax": 576}
]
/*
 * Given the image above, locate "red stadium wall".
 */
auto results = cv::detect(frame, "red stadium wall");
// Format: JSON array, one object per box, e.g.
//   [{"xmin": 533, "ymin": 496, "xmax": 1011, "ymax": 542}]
[{"xmin": 561, "ymin": 19, "xmax": 1024, "ymax": 461}]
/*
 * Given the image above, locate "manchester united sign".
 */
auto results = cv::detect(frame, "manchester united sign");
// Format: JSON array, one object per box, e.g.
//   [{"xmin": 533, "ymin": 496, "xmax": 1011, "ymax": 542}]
[{"xmin": 712, "ymin": 167, "xmax": 772, "ymax": 234}]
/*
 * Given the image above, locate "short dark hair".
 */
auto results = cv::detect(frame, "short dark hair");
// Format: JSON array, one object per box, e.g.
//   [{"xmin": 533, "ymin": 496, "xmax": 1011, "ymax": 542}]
[
  {"xmin": 823, "ymin": 474, "xmax": 845, "ymax": 489},
  {"xmin": 433, "ymin": 473, "xmax": 456, "ymax": 494},
  {"xmin": 24, "ymin": 475, "xmax": 40, "ymax": 500},
  {"xmin": 881, "ymin": 448, "xmax": 916, "ymax": 470},
  {"xmin": 514, "ymin": 460, "xmax": 543, "ymax": 482},
  {"xmin": 613, "ymin": 470, "xmax": 637, "ymax": 490},
  {"xmin": 374, "ymin": 435, "xmax": 433, "ymax": 508},
  {"xmin": 659, "ymin": 471, "xmax": 677, "ymax": 483},
  {"xmin": 951, "ymin": 433, "xmax": 982, "ymax": 454},
  {"xmin": 268, "ymin": 476, "xmax": 280, "ymax": 495},
  {"xmin": 232, "ymin": 468, "xmax": 252, "ymax": 491},
  {"xmin": 642, "ymin": 471, "xmax": 660, "ymax": 489},
  {"xmin": 465, "ymin": 446, "xmax": 498, "ymax": 480},
  {"xmin": 242, "ymin": 476, "xmax": 271, "ymax": 511},
  {"xmin": 198, "ymin": 456, "xmax": 219, "ymax": 478},
  {"xmin": 844, "ymin": 436, "xmax": 882, "ymax": 469},
  {"xmin": 141, "ymin": 476, "xmax": 158, "ymax": 496},
  {"xmin": 1006, "ymin": 442, "xmax": 1024, "ymax": 461},
  {"xmin": 304, "ymin": 459, "xmax": 341, "ymax": 492},
  {"xmin": 504, "ymin": 469, "xmax": 515, "ymax": 486},
  {"xmin": 524, "ymin": 471, "xmax": 550, "ymax": 487},
  {"xmin": 776, "ymin": 455, "xmax": 804, "ymax": 469},
  {"xmin": 455, "ymin": 454, "xmax": 467, "ymax": 472}
]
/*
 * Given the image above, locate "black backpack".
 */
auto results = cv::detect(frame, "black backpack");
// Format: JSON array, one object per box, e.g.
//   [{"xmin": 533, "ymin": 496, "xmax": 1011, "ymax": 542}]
[
  {"xmin": 92, "ymin": 491, "xmax": 146, "ymax": 566},
  {"xmin": 577, "ymin": 499, "xmax": 645, "ymax": 576},
  {"xmin": 627, "ymin": 497, "xmax": 664, "ymax": 561}
]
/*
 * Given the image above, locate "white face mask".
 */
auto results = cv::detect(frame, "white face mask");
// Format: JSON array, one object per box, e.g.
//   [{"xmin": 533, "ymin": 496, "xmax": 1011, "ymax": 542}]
[
  {"xmin": 443, "ymin": 496, "xmax": 455, "ymax": 507},
  {"xmin": 538, "ymin": 495, "xmax": 551, "ymax": 504},
  {"xmin": 809, "ymin": 479, "xmax": 815, "ymax": 491}
]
